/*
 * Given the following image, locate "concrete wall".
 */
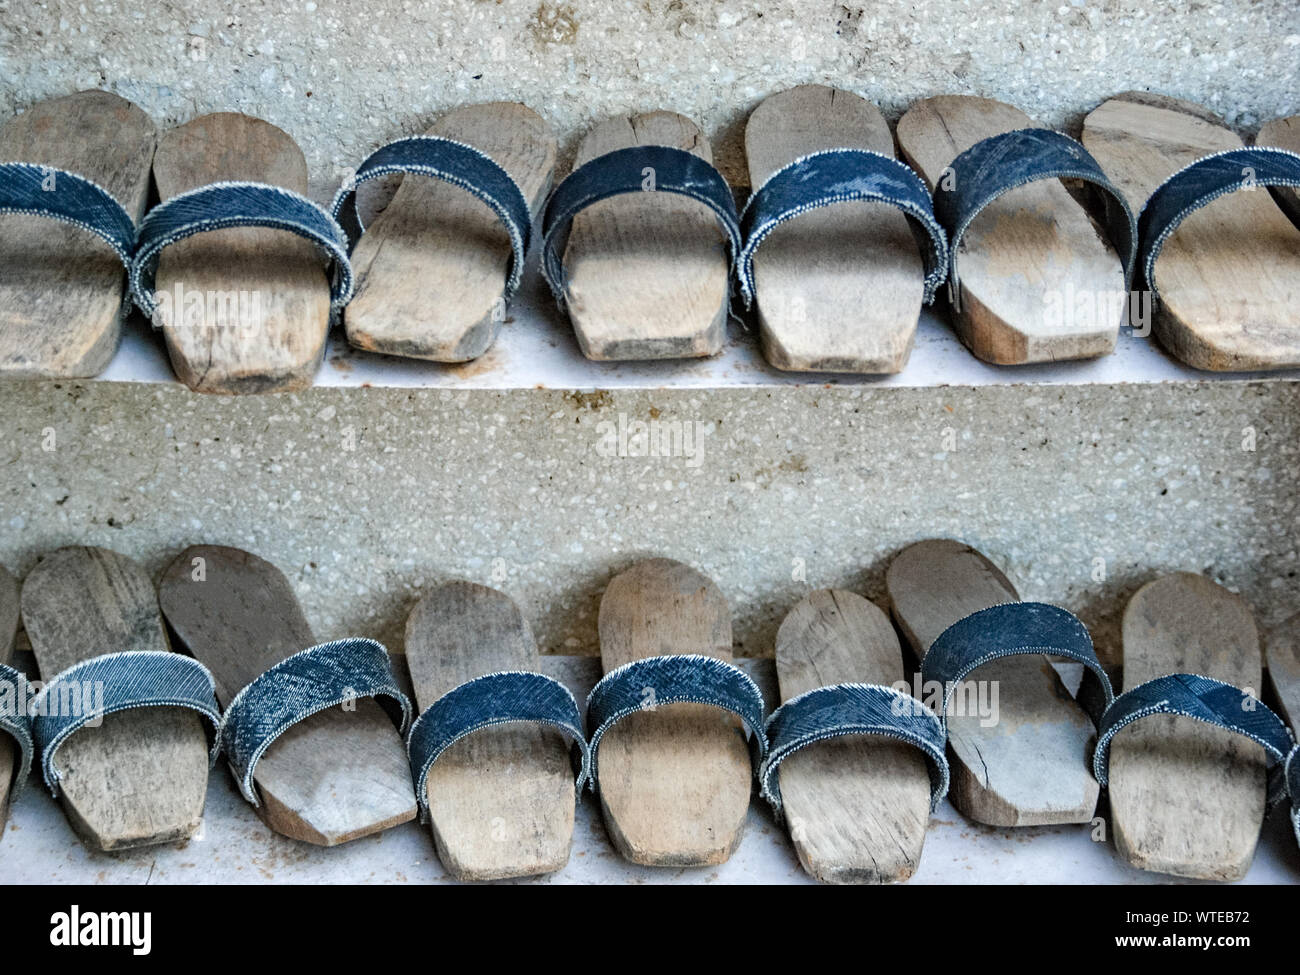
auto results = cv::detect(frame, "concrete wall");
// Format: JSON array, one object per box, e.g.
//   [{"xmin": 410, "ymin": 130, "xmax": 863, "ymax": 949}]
[
  {"xmin": 2, "ymin": 0, "xmax": 1296, "ymax": 199},
  {"xmin": 2, "ymin": 379, "xmax": 1296, "ymax": 669}
]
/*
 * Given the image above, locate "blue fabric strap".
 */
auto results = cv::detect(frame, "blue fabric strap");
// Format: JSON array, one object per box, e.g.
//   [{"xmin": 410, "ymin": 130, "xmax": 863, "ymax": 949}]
[
  {"xmin": 932, "ymin": 128, "xmax": 1138, "ymax": 309},
  {"xmin": 1092, "ymin": 673, "xmax": 1297, "ymax": 807},
  {"xmin": 923, "ymin": 601, "xmax": 1115, "ymax": 729},
  {"xmin": 30, "ymin": 651, "xmax": 221, "ymax": 796},
  {"xmin": 585, "ymin": 654, "xmax": 767, "ymax": 788},
  {"xmin": 738, "ymin": 149, "xmax": 949, "ymax": 307},
  {"xmin": 1288, "ymin": 744, "xmax": 1300, "ymax": 847},
  {"xmin": 129, "ymin": 181, "xmax": 354, "ymax": 323},
  {"xmin": 406, "ymin": 670, "xmax": 590, "ymax": 823},
  {"xmin": 759, "ymin": 682, "xmax": 949, "ymax": 816},
  {"xmin": 1137, "ymin": 146, "xmax": 1300, "ymax": 302},
  {"xmin": 540, "ymin": 145, "xmax": 741, "ymax": 307},
  {"xmin": 0, "ymin": 162, "xmax": 136, "ymax": 266},
  {"xmin": 330, "ymin": 136, "xmax": 533, "ymax": 300},
  {"xmin": 0, "ymin": 663, "xmax": 35, "ymax": 799},
  {"xmin": 219, "ymin": 637, "xmax": 411, "ymax": 806}
]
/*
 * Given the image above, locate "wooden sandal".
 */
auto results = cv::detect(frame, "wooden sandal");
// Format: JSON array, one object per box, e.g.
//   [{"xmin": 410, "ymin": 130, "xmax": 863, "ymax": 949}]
[
  {"xmin": 404, "ymin": 580, "xmax": 589, "ymax": 880},
  {"xmin": 159, "ymin": 545, "xmax": 415, "ymax": 846},
  {"xmin": 886, "ymin": 539, "xmax": 1114, "ymax": 826},
  {"xmin": 1256, "ymin": 114, "xmax": 1300, "ymax": 227},
  {"xmin": 0, "ymin": 90, "xmax": 156, "ymax": 378},
  {"xmin": 1093, "ymin": 573, "xmax": 1296, "ymax": 879},
  {"xmin": 738, "ymin": 85, "xmax": 947, "ymax": 373},
  {"xmin": 897, "ymin": 95, "xmax": 1136, "ymax": 364},
  {"xmin": 1082, "ymin": 92, "xmax": 1300, "ymax": 371},
  {"xmin": 758, "ymin": 589, "xmax": 947, "ymax": 883},
  {"xmin": 129, "ymin": 113, "xmax": 352, "ymax": 393},
  {"xmin": 541, "ymin": 112, "xmax": 740, "ymax": 360},
  {"xmin": 587, "ymin": 558, "xmax": 766, "ymax": 865},
  {"xmin": 21, "ymin": 547, "xmax": 220, "ymax": 851},
  {"xmin": 0, "ymin": 564, "xmax": 32, "ymax": 835},
  {"xmin": 333, "ymin": 103, "xmax": 556, "ymax": 362}
]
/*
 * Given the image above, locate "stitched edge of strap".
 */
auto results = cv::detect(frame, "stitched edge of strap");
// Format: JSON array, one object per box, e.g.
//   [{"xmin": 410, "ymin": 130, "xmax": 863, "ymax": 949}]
[
  {"xmin": 933, "ymin": 128, "xmax": 1137, "ymax": 312},
  {"xmin": 329, "ymin": 135, "xmax": 532, "ymax": 298},
  {"xmin": 1091, "ymin": 672, "xmax": 1296, "ymax": 803},
  {"xmin": 922, "ymin": 600, "xmax": 1115, "ymax": 728},
  {"xmin": 757, "ymin": 682, "xmax": 950, "ymax": 817},
  {"xmin": 218, "ymin": 637, "xmax": 411, "ymax": 807},
  {"xmin": 539, "ymin": 145, "xmax": 741, "ymax": 308},
  {"xmin": 128, "ymin": 180, "xmax": 354, "ymax": 322},
  {"xmin": 1137, "ymin": 145, "xmax": 1300, "ymax": 304},
  {"xmin": 30, "ymin": 650, "xmax": 222, "ymax": 796},
  {"xmin": 0, "ymin": 663, "xmax": 34, "ymax": 798},
  {"xmin": 405, "ymin": 669, "xmax": 590, "ymax": 823},
  {"xmin": 0, "ymin": 162, "xmax": 137, "ymax": 266},
  {"xmin": 737, "ymin": 148, "xmax": 950, "ymax": 307},
  {"xmin": 584, "ymin": 652, "xmax": 767, "ymax": 791}
]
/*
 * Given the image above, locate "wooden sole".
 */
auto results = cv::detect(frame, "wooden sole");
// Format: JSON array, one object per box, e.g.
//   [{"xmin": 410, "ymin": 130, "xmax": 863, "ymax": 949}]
[
  {"xmin": 345, "ymin": 103, "xmax": 556, "ymax": 362},
  {"xmin": 886, "ymin": 539, "xmax": 1100, "ymax": 826},
  {"xmin": 20, "ymin": 547, "xmax": 209, "ymax": 851},
  {"xmin": 0, "ymin": 91, "xmax": 156, "ymax": 379},
  {"xmin": 153, "ymin": 113, "xmax": 332, "ymax": 393},
  {"xmin": 595, "ymin": 558, "xmax": 751, "ymax": 865},
  {"xmin": 563, "ymin": 112, "xmax": 731, "ymax": 361},
  {"xmin": 896, "ymin": 95, "xmax": 1124, "ymax": 364},
  {"xmin": 159, "ymin": 545, "xmax": 415, "ymax": 845},
  {"xmin": 1082, "ymin": 92, "xmax": 1300, "ymax": 371},
  {"xmin": 1110, "ymin": 573, "xmax": 1265, "ymax": 880},
  {"xmin": 1265, "ymin": 610, "xmax": 1300, "ymax": 730},
  {"xmin": 405, "ymin": 581, "xmax": 575, "ymax": 880},
  {"xmin": 774, "ymin": 589, "xmax": 931, "ymax": 883},
  {"xmin": 744, "ymin": 85, "xmax": 923, "ymax": 373}
]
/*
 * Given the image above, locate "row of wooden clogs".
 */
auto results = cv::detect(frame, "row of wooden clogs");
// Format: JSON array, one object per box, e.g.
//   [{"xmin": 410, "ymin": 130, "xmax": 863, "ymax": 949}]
[
  {"xmin": 1, "ymin": 542, "xmax": 1296, "ymax": 883},
  {"xmin": 1, "ymin": 86, "xmax": 1299, "ymax": 392}
]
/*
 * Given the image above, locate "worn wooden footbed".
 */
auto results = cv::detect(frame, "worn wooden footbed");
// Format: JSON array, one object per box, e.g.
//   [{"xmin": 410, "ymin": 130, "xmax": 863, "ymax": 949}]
[
  {"xmin": 896, "ymin": 95, "xmax": 1124, "ymax": 364},
  {"xmin": 159, "ymin": 545, "xmax": 415, "ymax": 845},
  {"xmin": 1110, "ymin": 573, "xmax": 1265, "ymax": 880},
  {"xmin": 0, "ymin": 564, "xmax": 20, "ymax": 831},
  {"xmin": 20, "ymin": 547, "xmax": 209, "ymax": 850},
  {"xmin": 886, "ymin": 539, "xmax": 1100, "ymax": 826},
  {"xmin": 745, "ymin": 86, "xmax": 924, "ymax": 374},
  {"xmin": 1254, "ymin": 114, "xmax": 1300, "ymax": 232},
  {"xmin": 405, "ymin": 581, "xmax": 574, "ymax": 880},
  {"xmin": 1082, "ymin": 93, "xmax": 1300, "ymax": 371},
  {"xmin": 152, "ymin": 113, "xmax": 331, "ymax": 394},
  {"xmin": 345, "ymin": 103, "xmax": 556, "ymax": 362},
  {"xmin": 0, "ymin": 90, "xmax": 156, "ymax": 379},
  {"xmin": 596, "ymin": 558, "xmax": 750, "ymax": 865},
  {"xmin": 562, "ymin": 112, "xmax": 731, "ymax": 361},
  {"xmin": 1265, "ymin": 610, "xmax": 1300, "ymax": 732},
  {"xmin": 775, "ymin": 589, "xmax": 930, "ymax": 884}
]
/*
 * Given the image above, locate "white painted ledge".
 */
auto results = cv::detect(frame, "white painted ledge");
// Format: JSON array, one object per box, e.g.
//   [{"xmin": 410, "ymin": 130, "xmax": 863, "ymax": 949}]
[{"xmin": 99, "ymin": 267, "xmax": 1300, "ymax": 392}]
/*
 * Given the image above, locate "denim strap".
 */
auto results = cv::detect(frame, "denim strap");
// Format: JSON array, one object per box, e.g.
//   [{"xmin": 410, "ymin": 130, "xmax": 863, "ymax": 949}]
[
  {"xmin": 737, "ymin": 149, "xmax": 949, "ymax": 307},
  {"xmin": 1136, "ymin": 146, "xmax": 1300, "ymax": 301},
  {"xmin": 29, "ymin": 651, "xmax": 221, "ymax": 796},
  {"xmin": 1287, "ymin": 744, "xmax": 1300, "ymax": 847},
  {"xmin": 1092, "ymin": 673, "xmax": 1297, "ymax": 807},
  {"xmin": 0, "ymin": 663, "xmax": 34, "ymax": 798},
  {"xmin": 330, "ymin": 136, "xmax": 532, "ymax": 300},
  {"xmin": 585, "ymin": 654, "xmax": 767, "ymax": 789},
  {"xmin": 406, "ymin": 670, "xmax": 590, "ymax": 822},
  {"xmin": 923, "ymin": 601, "xmax": 1115, "ymax": 729},
  {"xmin": 758, "ymin": 682, "xmax": 949, "ymax": 816},
  {"xmin": 932, "ymin": 128, "xmax": 1138, "ymax": 310},
  {"xmin": 0, "ymin": 162, "xmax": 137, "ymax": 266},
  {"xmin": 540, "ymin": 145, "xmax": 741, "ymax": 306},
  {"xmin": 219, "ymin": 637, "xmax": 411, "ymax": 806},
  {"xmin": 129, "ymin": 181, "xmax": 354, "ymax": 323}
]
